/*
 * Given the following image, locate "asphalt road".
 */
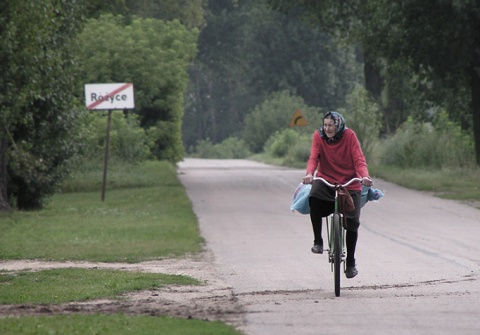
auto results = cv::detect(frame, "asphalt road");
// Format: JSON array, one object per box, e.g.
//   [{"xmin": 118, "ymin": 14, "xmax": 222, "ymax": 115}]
[{"xmin": 177, "ymin": 158, "xmax": 480, "ymax": 335}]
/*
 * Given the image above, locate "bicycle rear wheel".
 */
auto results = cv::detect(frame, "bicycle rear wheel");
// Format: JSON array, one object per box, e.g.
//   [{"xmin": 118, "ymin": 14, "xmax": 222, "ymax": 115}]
[{"xmin": 333, "ymin": 213, "xmax": 342, "ymax": 297}]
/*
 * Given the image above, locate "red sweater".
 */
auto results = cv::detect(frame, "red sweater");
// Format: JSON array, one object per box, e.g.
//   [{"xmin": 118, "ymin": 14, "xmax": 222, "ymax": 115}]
[{"xmin": 306, "ymin": 128, "xmax": 369, "ymax": 191}]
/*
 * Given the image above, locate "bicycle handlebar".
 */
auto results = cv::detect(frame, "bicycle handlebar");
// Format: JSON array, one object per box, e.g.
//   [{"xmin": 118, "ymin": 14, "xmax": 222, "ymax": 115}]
[{"xmin": 313, "ymin": 177, "xmax": 363, "ymax": 188}]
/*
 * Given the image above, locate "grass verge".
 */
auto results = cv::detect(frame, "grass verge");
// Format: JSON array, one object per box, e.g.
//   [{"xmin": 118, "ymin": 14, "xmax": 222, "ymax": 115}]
[
  {"xmin": 0, "ymin": 314, "xmax": 240, "ymax": 335},
  {"xmin": 369, "ymin": 164, "xmax": 480, "ymax": 204},
  {"xmin": 0, "ymin": 268, "xmax": 200, "ymax": 304},
  {"xmin": 0, "ymin": 160, "xmax": 243, "ymax": 335},
  {"xmin": 0, "ymin": 160, "xmax": 204, "ymax": 262}
]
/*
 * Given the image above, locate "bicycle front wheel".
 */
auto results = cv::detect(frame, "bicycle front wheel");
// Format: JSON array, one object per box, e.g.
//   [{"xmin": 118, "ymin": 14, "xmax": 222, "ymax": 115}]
[{"xmin": 333, "ymin": 213, "xmax": 342, "ymax": 297}]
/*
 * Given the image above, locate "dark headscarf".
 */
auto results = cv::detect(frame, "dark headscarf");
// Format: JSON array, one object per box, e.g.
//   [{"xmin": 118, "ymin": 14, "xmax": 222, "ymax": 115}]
[{"xmin": 318, "ymin": 111, "xmax": 347, "ymax": 143}]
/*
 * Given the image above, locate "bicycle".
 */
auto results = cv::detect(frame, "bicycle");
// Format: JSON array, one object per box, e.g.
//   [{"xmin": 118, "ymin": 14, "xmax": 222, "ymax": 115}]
[{"xmin": 313, "ymin": 177, "xmax": 363, "ymax": 297}]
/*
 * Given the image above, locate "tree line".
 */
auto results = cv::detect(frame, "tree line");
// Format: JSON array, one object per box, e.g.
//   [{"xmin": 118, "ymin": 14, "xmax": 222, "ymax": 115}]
[
  {"xmin": 269, "ymin": 0, "xmax": 480, "ymax": 158},
  {"xmin": 0, "ymin": 0, "xmax": 478, "ymax": 210}
]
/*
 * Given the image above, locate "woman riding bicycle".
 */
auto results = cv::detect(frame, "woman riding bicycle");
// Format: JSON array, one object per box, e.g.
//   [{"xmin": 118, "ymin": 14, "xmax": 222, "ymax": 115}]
[{"xmin": 302, "ymin": 111, "xmax": 373, "ymax": 279}]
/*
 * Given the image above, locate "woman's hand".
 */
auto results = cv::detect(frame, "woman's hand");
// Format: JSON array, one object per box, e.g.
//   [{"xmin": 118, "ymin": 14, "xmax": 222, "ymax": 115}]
[
  {"xmin": 303, "ymin": 173, "xmax": 313, "ymax": 184},
  {"xmin": 361, "ymin": 177, "xmax": 373, "ymax": 187}
]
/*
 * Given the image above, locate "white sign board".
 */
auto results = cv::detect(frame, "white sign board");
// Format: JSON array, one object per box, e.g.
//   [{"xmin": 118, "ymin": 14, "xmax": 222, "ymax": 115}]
[{"xmin": 84, "ymin": 83, "xmax": 135, "ymax": 110}]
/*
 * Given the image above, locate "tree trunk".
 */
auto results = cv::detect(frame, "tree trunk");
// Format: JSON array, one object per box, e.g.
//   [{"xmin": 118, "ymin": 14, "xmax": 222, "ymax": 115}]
[
  {"xmin": 471, "ymin": 67, "xmax": 480, "ymax": 166},
  {"xmin": 363, "ymin": 50, "xmax": 388, "ymax": 133},
  {"xmin": 207, "ymin": 76, "xmax": 217, "ymax": 143},
  {"xmin": 0, "ymin": 131, "xmax": 11, "ymax": 211},
  {"xmin": 364, "ymin": 53, "xmax": 384, "ymax": 100}
]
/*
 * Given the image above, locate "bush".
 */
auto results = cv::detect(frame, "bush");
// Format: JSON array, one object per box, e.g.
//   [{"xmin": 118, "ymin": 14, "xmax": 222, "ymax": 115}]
[
  {"xmin": 284, "ymin": 133, "xmax": 312, "ymax": 164},
  {"xmin": 378, "ymin": 111, "xmax": 475, "ymax": 169},
  {"xmin": 262, "ymin": 129, "xmax": 311, "ymax": 167},
  {"xmin": 243, "ymin": 90, "xmax": 322, "ymax": 153},
  {"xmin": 80, "ymin": 112, "xmax": 152, "ymax": 163},
  {"xmin": 338, "ymin": 86, "xmax": 382, "ymax": 161},
  {"xmin": 190, "ymin": 137, "xmax": 251, "ymax": 159},
  {"xmin": 264, "ymin": 129, "xmax": 298, "ymax": 158}
]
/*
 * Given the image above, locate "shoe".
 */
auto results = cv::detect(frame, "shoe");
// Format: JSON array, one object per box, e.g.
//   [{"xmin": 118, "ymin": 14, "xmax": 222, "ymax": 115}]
[
  {"xmin": 345, "ymin": 265, "xmax": 358, "ymax": 278},
  {"xmin": 311, "ymin": 243, "xmax": 323, "ymax": 254}
]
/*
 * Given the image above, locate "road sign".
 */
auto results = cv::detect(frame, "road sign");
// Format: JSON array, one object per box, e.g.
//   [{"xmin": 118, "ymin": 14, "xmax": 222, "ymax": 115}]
[
  {"xmin": 85, "ymin": 83, "xmax": 135, "ymax": 110},
  {"xmin": 84, "ymin": 83, "xmax": 135, "ymax": 202},
  {"xmin": 289, "ymin": 109, "xmax": 308, "ymax": 126}
]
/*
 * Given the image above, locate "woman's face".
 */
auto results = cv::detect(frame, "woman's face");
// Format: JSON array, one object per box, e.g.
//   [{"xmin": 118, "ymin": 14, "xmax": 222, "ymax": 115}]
[{"xmin": 323, "ymin": 118, "xmax": 337, "ymax": 138}]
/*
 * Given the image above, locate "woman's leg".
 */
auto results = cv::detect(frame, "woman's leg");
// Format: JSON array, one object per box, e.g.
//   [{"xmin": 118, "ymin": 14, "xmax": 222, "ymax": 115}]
[
  {"xmin": 309, "ymin": 197, "xmax": 334, "ymax": 254},
  {"xmin": 309, "ymin": 196, "xmax": 324, "ymax": 246},
  {"xmin": 345, "ymin": 230, "xmax": 358, "ymax": 266},
  {"xmin": 345, "ymin": 191, "xmax": 361, "ymax": 277}
]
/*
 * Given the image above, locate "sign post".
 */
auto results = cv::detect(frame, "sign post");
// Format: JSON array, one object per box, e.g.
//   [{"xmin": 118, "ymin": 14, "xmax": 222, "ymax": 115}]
[
  {"xmin": 101, "ymin": 110, "xmax": 112, "ymax": 202},
  {"xmin": 85, "ymin": 83, "xmax": 135, "ymax": 201}
]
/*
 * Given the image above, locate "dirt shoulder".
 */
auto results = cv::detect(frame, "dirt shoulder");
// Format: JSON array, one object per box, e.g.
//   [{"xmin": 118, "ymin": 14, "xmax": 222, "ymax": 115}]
[{"xmin": 0, "ymin": 251, "xmax": 246, "ymax": 328}]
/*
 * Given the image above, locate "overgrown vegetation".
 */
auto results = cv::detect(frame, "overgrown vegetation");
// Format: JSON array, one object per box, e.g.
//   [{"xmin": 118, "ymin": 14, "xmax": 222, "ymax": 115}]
[{"xmin": 379, "ymin": 111, "xmax": 475, "ymax": 169}]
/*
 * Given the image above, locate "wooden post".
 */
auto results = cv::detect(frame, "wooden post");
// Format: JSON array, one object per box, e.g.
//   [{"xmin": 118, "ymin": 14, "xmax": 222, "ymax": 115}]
[{"xmin": 101, "ymin": 110, "xmax": 112, "ymax": 202}]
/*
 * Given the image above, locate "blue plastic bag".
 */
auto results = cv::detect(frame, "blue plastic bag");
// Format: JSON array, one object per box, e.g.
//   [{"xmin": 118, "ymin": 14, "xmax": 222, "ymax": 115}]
[
  {"xmin": 292, "ymin": 184, "xmax": 383, "ymax": 214},
  {"xmin": 361, "ymin": 186, "xmax": 384, "ymax": 207},
  {"xmin": 290, "ymin": 183, "xmax": 312, "ymax": 214}
]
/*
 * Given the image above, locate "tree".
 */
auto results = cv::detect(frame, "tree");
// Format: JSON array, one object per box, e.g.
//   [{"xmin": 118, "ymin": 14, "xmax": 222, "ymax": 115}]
[
  {"xmin": 125, "ymin": 0, "xmax": 206, "ymax": 29},
  {"xmin": 82, "ymin": 0, "xmax": 206, "ymax": 28},
  {"xmin": 82, "ymin": 0, "xmax": 126, "ymax": 18},
  {"xmin": 183, "ymin": 0, "xmax": 363, "ymax": 149},
  {"xmin": 267, "ymin": 0, "xmax": 395, "ymax": 130},
  {"xmin": 383, "ymin": 1, "xmax": 480, "ymax": 164},
  {"xmin": 270, "ymin": 0, "xmax": 480, "ymax": 165},
  {"xmin": 75, "ymin": 14, "xmax": 198, "ymax": 162},
  {"xmin": 0, "ymin": 1, "xmax": 85, "ymax": 210}
]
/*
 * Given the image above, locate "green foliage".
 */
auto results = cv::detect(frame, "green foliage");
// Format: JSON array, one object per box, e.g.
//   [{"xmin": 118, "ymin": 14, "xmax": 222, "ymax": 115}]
[
  {"xmin": 190, "ymin": 137, "xmax": 251, "ymax": 159},
  {"xmin": 147, "ymin": 120, "xmax": 184, "ymax": 162},
  {"xmin": 283, "ymin": 133, "xmax": 312, "ymax": 166},
  {"xmin": 0, "ymin": 1, "xmax": 85, "ymax": 210},
  {"xmin": 378, "ymin": 111, "xmax": 475, "ymax": 169},
  {"xmin": 338, "ymin": 86, "xmax": 382, "ymax": 161},
  {"xmin": 263, "ymin": 129, "xmax": 311, "ymax": 167},
  {"xmin": 183, "ymin": 0, "xmax": 363, "ymax": 149},
  {"xmin": 125, "ymin": 0, "xmax": 206, "ymax": 29},
  {"xmin": 243, "ymin": 90, "xmax": 321, "ymax": 153},
  {"xmin": 0, "ymin": 314, "xmax": 242, "ymax": 335},
  {"xmin": 75, "ymin": 14, "xmax": 199, "ymax": 162},
  {"xmin": 264, "ymin": 129, "xmax": 299, "ymax": 158},
  {"xmin": 271, "ymin": 0, "xmax": 480, "ymax": 165},
  {"xmin": 80, "ymin": 112, "xmax": 152, "ymax": 162}
]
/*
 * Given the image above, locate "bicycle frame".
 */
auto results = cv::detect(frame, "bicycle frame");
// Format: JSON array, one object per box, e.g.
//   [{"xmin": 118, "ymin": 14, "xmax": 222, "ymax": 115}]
[
  {"xmin": 313, "ymin": 177, "xmax": 362, "ymax": 297},
  {"xmin": 325, "ymin": 197, "xmax": 345, "ymax": 271},
  {"xmin": 322, "ymin": 185, "xmax": 342, "ymax": 266}
]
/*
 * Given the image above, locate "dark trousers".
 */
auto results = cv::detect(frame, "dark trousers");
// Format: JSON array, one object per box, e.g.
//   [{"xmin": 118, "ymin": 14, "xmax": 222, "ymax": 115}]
[{"xmin": 309, "ymin": 192, "xmax": 361, "ymax": 267}]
